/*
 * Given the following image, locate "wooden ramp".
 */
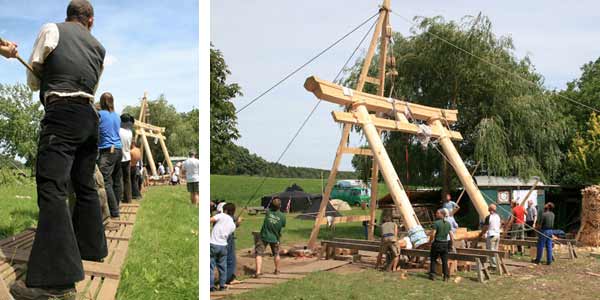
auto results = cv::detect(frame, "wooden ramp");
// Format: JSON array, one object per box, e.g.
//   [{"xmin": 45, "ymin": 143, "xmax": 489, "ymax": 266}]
[
  {"xmin": 0, "ymin": 202, "xmax": 140, "ymax": 300},
  {"xmin": 210, "ymin": 259, "xmax": 349, "ymax": 300}
]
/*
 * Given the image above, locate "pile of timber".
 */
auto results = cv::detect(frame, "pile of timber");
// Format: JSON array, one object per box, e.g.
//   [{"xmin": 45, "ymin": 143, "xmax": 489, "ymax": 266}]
[{"xmin": 578, "ymin": 186, "xmax": 600, "ymax": 246}]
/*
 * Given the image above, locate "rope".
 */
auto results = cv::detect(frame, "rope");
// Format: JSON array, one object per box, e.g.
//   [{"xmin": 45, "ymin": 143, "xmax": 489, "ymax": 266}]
[
  {"xmin": 235, "ymin": 11, "xmax": 380, "ymax": 114},
  {"xmin": 235, "ymin": 14, "xmax": 379, "ymax": 218},
  {"xmin": 430, "ymin": 143, "xmax": 567, "ymax": 246},
  {"xmin": 389, "ymin": 10, "xmax": 600, "ymax": 114}
]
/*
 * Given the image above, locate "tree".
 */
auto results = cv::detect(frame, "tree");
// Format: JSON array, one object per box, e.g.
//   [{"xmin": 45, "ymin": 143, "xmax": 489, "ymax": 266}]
[
  {"xmin": 0, "ymin": 83, "xmax": 43, "ymax": 172},
  {"xmin": 564, "ymin": 113, "xmax": 600, "ymax": 185},
  {"xmin": 123, "ymin": 96, "xmax": 198, "ymax": 163},
  {"xmin": 344, "ymin": 14, "xmax": 570, "ymax": 186},
  {"xmin": 210, "ymin": 45, "xmax": 242, "ymax": 173}
]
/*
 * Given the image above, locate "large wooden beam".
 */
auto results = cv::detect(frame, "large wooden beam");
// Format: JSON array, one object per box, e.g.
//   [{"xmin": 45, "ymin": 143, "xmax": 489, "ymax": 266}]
[
  {"xmin": 429, "ymin": 119, "xmax": 488, "ymax": 221},
  {"xmin": 139, "ymin": 130, "xmax": 158, "ymax": 177},
  {"xmin": 354, "ymin": 105, "xmax": 428, "ymax": 247},
  {"xmin": 135, "ymin": 121, "xmax": 165, "ymax": 133},
  {"xmin": 305, "ymin": 76, "xmax": 458, "ymax": 123},
  {"xmin": 316, "ymin": 215, "xmax": 372, "ymax": 226},
  {"xmin": 332, "ymin": 111, "xmax": 463, "ymax": 140}
]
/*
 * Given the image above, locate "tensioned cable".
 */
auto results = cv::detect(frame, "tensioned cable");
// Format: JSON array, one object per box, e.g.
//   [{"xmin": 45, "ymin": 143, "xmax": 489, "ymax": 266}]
[
  {"xmin": 430, "ymin": 142, "xmax": 565, "ymax": 245},
  {"xmin": 389, "ymin": 10, "xmax": 600, "ymax": 114},
  {"xmin": 235, "ymin": 11, "xmax": 380, "ymax": 114},
  {"xmin": 235, "ymin": 14, "xmax": 380, "ymax": 217}
]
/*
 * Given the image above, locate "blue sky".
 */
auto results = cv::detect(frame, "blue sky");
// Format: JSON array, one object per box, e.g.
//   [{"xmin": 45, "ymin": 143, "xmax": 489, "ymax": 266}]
[
  {"xmin": 0, "ymin": 0, "xmax": 199, "ymax": 113},
  {"xmin": 212, "ymin": 0, "xmax": 600, "ymax": 171}
]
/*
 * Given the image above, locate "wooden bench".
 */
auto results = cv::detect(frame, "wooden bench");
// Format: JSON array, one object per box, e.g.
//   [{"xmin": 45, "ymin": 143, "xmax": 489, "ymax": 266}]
[
  {"xmin": 246, "ymin": 206, "xmax": 266, "ymax": 215},
  {"xmin": 323, "ymin": 238, "xmax": 493, "ymax": 282},
  {"xmin": 455, "ymin": 248, "xmax": 509, "ymax": 275},
  {"xmin": 477, "ymin": 237, "xmax": 577, "ymax": 260}
]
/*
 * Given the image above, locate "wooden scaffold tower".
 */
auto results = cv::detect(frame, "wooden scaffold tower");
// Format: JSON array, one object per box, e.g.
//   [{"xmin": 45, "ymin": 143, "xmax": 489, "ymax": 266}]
[
  {"xmin": 134, "ymin": 92, "xmax": 173, "ymax": 181},
  {"xmin": 305, "ymin": 0, "xmax": 490, "ymax": 250}
]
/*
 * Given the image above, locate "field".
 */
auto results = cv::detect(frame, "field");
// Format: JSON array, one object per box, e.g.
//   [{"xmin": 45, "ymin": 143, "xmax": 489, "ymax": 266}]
[
  {"xmin": 210, "ymin": 175, "xmax": 600, "ymax": 300},
  {"xmin": 0, "ymin": 183, "xmax": 198, "ymax": 300},
  {"xmin": 210, "ymin": 175, "xmax": 390, "ymax": 250}
]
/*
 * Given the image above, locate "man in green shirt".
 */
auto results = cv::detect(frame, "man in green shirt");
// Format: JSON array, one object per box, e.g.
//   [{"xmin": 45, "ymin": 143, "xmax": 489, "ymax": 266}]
[
  {"xmin": 429, "ymin": 209, "xmax": 454, "ymax": 281},
  {"xmin": 255, "ymin": 197, "xmax": 286, "ymax": 277}
]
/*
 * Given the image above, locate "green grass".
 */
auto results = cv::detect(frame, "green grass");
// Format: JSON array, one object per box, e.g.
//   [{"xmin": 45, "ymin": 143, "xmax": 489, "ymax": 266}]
[
  {"xmin": 211, "ymin": 175, "xmax": 390, "ymax": 250},
  {"xmin": 210, "ymin": 174, "xmax": 390, "ymax": 207},
  {"xmin": 0, "ymin": 183, "xmax": 38, "ymax": 239},
  {"xmin": 0, "ymin": 183, "xmax": 198, "ymax": 299},
  {"xmin": 225, "ymin": 257, "xmax": 600, "ymax": 300},
  {"xmin": 118, "ymin": 185, "xmax": 198, "ymax": 299}
]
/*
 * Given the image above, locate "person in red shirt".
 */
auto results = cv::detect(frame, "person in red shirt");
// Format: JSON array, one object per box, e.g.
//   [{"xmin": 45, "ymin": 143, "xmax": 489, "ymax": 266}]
[{"xmin": 507, "ymin": 200, "xmax": 528, "ymax": 254}]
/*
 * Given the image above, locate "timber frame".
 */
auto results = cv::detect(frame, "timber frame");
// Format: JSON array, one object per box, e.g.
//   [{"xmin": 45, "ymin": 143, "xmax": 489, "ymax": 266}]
[
  {"xmin": 306, "ymin": 0, "xmax": 489, "ymax": 250},
  {"xmin": 134, "ymin": 92, "xmax": 173, "ymax": 179}
]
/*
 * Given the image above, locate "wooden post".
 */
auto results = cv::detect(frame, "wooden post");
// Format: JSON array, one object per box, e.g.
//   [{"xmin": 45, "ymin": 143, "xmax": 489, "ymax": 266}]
[
  {"xmin": 354, "ymin": 105, "xmax": 427, "ymax": 246},
  {"xmin": 159, "ymin": 136, "xmax": 173, "ymax": 173},
  {"xmin": 429, "ymin": 119, "xmax": 489, "ymax": 220},
  {"xmin": 140, "ymin": 130, "xmax": 158, "ymax": 177},
  {"xmin": 368, "ymin": 158, "xmax": 379, "ymax": 240},
  {"xmin": 307, "ymin": 123, "xmax": 352, "ymax": 249}
]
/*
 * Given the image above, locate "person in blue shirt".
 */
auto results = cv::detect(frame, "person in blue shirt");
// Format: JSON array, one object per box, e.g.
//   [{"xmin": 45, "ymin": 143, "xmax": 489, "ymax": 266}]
[{"xmin": 97, "ymin": 92, "xmax": 123, "ymax": 220}]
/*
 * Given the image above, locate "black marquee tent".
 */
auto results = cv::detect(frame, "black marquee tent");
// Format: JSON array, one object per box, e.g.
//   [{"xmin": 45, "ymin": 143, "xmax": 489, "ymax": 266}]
[{"xmin": 261, "ymin": 184, "xmax": 340, "ymax": 218}]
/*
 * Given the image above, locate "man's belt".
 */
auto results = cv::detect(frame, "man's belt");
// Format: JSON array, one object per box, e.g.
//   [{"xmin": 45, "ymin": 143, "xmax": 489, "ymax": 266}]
[
  {"xmin": 45, "ymin": 95, "xmax": 92, "ymax": 106},
  {"xmin": 382, "ymin": 233, "xmax": 395, "ymax": 238}
]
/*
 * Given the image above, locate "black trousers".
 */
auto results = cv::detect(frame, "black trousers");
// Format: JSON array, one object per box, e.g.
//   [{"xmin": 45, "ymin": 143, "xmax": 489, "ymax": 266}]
[
  {"xmin": 429, "ymin": 240, "xmax": 449, "ymax": 276},
  {"xmin": 27, "ymin": 101, "xmax": 108, "ymax": 287},
  {"xmin": 120, "ymin": 161, "xmax": 132, "ymax": 203},
  {"xmin": 526, "ymin": 220, "xmax": 536, "ymax": 238},
  {"xmin": 130, "ymin": 166, "xmax": 141, "ymax": 198},
  {"xmin": 98, "ymin": 149, "xmax": 122, "ymax": 217}
]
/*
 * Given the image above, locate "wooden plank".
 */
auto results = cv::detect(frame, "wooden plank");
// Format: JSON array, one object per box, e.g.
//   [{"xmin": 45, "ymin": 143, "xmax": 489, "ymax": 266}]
[
  {"xmin": 227, "ymin": 283, "xmax": 273, "ymax": 290},
  {"xmin": 401, "ymin": 249, "xmax": 489, "ymax": 263},
  {"xmin": 341, "ymin": 147, "xmax": 373, "ymax": 156},
  {"xmin": 259, "ymin": 273, "xmax": 305, "ymax": 280},
  {"xmin": 455, "ymin": 247, "xmax": 508, "ymax": 259},
  {"xmin": 82, "ymin": 261, "xmax": 121, "ymax": 279},
  {"xmin": 308, "ymin": 123, "xmax": 351, "ymax": 249},
  {"xmin": 241, "ymin": 278, "xmax": 288, "ymax": 285},
  {"xmin": 332, "ymin": 111, "xmax": 463, "ymax": 141},
  {"xmin": 316, "ymin": 215, "xmax": 372, "ymax": 226},
  {"xmin": 284, "ymin": 259, "xmax": 350, "ymax": 274},
  {"xmin": 95, "ymin": 278, "xmax": 119, "ymax": 300},
  {"xmin": 305, "ymin": 76, "xmax": 459, "ymax": 123},
  {"xmin": 0, "ymin": 277, "xmax": 11, "ymax": 300},
  {"xmin": 364, "ymin": 76, "xmax": 380, "ymax": 85},
  {"xmin": 321, "ymin": 241, "xmax": 380, "ymax": 252}
]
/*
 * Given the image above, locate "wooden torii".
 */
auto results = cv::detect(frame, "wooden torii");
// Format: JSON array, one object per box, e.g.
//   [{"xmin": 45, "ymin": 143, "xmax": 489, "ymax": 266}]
[
  {"xmin": 305, "ymin": 0, "xmax": 489, "ymax": 249},
  {"xmin": 134, "ymin": 92, "xmax": 173, "ymax": 178}
]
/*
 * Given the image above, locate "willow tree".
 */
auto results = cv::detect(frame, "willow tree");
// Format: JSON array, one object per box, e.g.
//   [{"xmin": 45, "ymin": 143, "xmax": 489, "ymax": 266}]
[{"xmin": 348, "ymin": 14, "xmax": 569, "ymax": 187}]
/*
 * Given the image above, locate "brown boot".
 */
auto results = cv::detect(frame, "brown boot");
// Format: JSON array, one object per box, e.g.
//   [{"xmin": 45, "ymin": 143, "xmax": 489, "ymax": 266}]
[{"xmin": 10, "ymin": 281, "xmax": 76, "ymax": 300}]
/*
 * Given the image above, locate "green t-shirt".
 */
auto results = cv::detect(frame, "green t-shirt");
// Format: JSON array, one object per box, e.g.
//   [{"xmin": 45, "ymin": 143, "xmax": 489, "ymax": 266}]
[
  {"xmin": 433, "ymin": 219, "xmax": 451, "ymax": 241},
  {"xmin": 260, "ymin": 210, "xmax": 286, "ymax": 243}
]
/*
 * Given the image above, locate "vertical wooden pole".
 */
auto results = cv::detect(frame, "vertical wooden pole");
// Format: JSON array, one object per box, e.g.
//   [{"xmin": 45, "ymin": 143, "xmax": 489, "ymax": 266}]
[
  {"xmin": 307, "ymin": 123, "xmax": 352, "ymax": 249},
  {"xmin": 368, "ymin": 4, "xmax": 390, "ymax": 240},
  {"xmin": 429, "ymin": 119, "xmax": 489, "ymax": 220},
  {"xmin": 137, "ymin": 92, "xmax": 148, "ymax": 167},
  {"xmin": 140, "ymin": 130, "xmax": 158, "ymax": 177},
  {"xmin": 354, "ymin": 105, "xmax": 428, "ymax": 246}
]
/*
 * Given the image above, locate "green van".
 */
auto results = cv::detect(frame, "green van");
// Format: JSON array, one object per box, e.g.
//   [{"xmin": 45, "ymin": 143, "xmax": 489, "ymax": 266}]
[{"xmin": 331, "ymin": 181, "xmax": 371, "ymax": 206}]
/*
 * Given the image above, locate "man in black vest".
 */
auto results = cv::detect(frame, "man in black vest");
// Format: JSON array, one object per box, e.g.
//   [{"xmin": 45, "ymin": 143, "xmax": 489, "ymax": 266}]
[{"xmin": 10, "ymin": 1, "xmax": 108, "ymax": 299}]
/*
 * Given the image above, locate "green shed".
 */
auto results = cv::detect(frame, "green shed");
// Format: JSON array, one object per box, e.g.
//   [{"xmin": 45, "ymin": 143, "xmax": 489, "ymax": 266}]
[{"xmin": 473, "ymin": 176, "xmax": 556, "ymax": 220}]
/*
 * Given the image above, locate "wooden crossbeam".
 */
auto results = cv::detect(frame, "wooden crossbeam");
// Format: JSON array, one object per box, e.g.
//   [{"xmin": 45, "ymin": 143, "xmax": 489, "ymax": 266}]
[
  {"xmin": 332, "ymin": 111, "xmax": 463, "ymax": 141},
  {"xmin": 304, "ymin": 76, "xmax": 459, "ymax": 123},
  {"xmin": 341, "ymin": 147, "xmax": 373, "ymax": 156},
  {"xmin": 316, "ymin": 215, "xmax": 371, "ymax": 226},
  {"xmin": 139, "ymin": 130, "xmax": 165, "ymax": 140},
  {"xmin": 134, "ymin": 121, "xmax": 165, "ymax": 133}
]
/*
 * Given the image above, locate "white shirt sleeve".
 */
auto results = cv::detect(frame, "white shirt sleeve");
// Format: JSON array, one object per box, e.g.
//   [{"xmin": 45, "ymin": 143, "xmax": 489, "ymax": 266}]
[{"xmin": 27, "ymin": 23, "xmax": 59, "ymax": 91}]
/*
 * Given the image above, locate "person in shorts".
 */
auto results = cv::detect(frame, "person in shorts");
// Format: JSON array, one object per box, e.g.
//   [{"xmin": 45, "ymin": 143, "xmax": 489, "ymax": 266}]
[
  {"xmin": 254, "ymin": 197, "xmax": 286, "ymax": 277},
  {"xmin": 182, "ymin": 151, "xmax": 199, "ymax": 205},
  {"xmin": 378, "ymin": 215, "xmax": 400, "ymax": 272}
]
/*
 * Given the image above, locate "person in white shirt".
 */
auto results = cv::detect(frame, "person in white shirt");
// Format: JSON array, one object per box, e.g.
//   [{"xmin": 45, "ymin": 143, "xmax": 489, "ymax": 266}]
[
  {"xmin": 10, "ymin": 1, "xmax": 108, "ymax": 298},
  {"xmin": 210, "ymin": 203, "xmax": 237, "ymax": 291},
  {"xmin": 158, "ymin": 162, "xmax": 166, "ymax": 175},
  {"xmin": 119, "ymin": 114, "xmax": 134, "ymax": 203},
  {"xmin": 479, "ymin": 204, "xmax": 502, "ymax": 268},
  {"xmin": 182, "ymin": 150, "xmax": 200, "ymax": 205},
  {"xmin": 170, "ymin": 162, "xmax": 181, "ymax": 185}
]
